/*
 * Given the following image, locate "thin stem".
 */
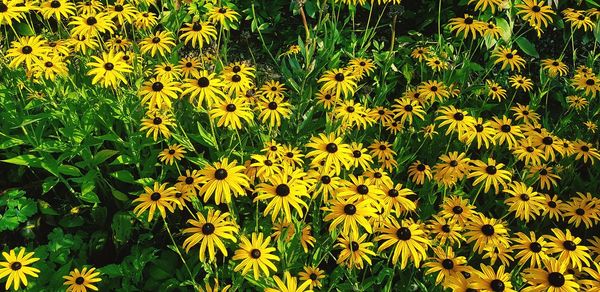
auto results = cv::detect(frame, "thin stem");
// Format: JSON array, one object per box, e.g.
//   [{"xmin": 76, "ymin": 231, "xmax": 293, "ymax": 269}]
[{"xmin": 162, "ymin": 217, "xmax": 199, "ymax": 290}]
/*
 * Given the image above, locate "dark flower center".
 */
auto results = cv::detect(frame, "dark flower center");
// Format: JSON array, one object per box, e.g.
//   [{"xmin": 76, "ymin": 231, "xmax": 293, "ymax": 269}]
[
  {"xmin": 321, "ymin": 175, "xmax": 331, "ymax": 184},
  {"xmin": 150, "ymin": 192, "xmax": 161, "ymax": 201},
  {"xmin": 352, "ymin": 150, "xmax": 362, "ymax": 158},
  {"xmin": 45, "ymin": 61, "xmax": 53, "ymax": 68},
  {"xmin": 464, "ymin": 17, "xmax": 474, "ymax": 25},
  {"xmin": 201, "ymin": 223, "xmax": 215, "ymax": 235},
  {"xmin": 441, "ymin": 259, "xmax": 454, "ymax": 270},
  {"xmin": 441, "ymin": 224, "xmax": 451, "ymax": 232},
  {"xmin": 520, "ymin": 194, "xmax": 530, "ymax": 201},
  {"xmin": 532, "ymin": 5, "xmax": 541, "ymax": 12},
  {"xmin": 586, "ymin": 79, "xmax": 595, "ymax": 86},
  {"xmin": 359, "ymin": 61, "xmax": 366, "ymax": 66},
  {"xmin": 453, "ymin": 112, "xmax": 464, "ymax": 121},
  {"xmin": 185, "ymin": 177, "xmax": 194, "ymax": 184},
  {"xmin": 404, "ymin": 105, "xmax": 413, "ymax": 111},
  {"xmin": 542, "ymin": 137, "xmax": 553, "ymax": 145},
  {"xmin": 350, "ymin": 241, "xmax": 359, "ymax": 251},
  {"xmin": 344, "ymin": 204, "xmax": 357, "ymax": 215},
  {"xmin": 500, "ymin": 125, "xmax": 511, "ymax": 132},
  {"xmin": 226, "ymin": 104, "xmax": 236, "ymax": 112},
  {"xmin": 21, "ymin": 45, "xmax": 33, "ymax": 54},
  {"xmin": 286, "ymin": 152, "xmax": 293, "ymax": 158},
  {"xmin": 506, "ymin": 53, "xmax": 514, "ymax": 59},
  {"xmin": 218, "ymin": 7, "xmax": 227, "ymax": 13},
  {"xmin": 548, "ymin": 272, "xmax": 565, "ymax": 287},
  {"xmin": 197, "ymin": 77, "xmax": 210, "ymax": 87},
  {"xmin": 0, "ymin": 3, "xmax": 8, "ymax": 12},
  {"xmin": 581, "ymin": 145, "xmax": 589, "ymax": 152},
  {"xmin": 575, "ymin": 208, "xmax": 585, "ymax": 216},
  {"xmin": 309, "ymin": 273, "xmax": 317, "ymax": 280},
  {"xmin": 481, "ymin": 224, "xmax": 495, "ymax": 236},
  {"xmin": 452, "ymin": 206, "xmax": 463, "ymax": 214},
  {"xmin": 50, "ymin": 0, "xmax": 61, "ymax": 8},
  {"xmin": 86, "ymin": 16, "xmax": 97, "ymax": 25},
  {"xmin": 114, "ymin": 4, "xmax": 123, "ymax": 11},
  {"xmin": 486, "ymin": 165, "xmax": 497, "ymax": 174},
  {"xmin": 563, "ymin": 240, "xmax": 577, "ymax": 251},
  {"xmin": 490, "ymin": 279, "xmax": 505, "ymax": 292},
  {"xmin": 192, "ymin": 22, "xmax": 202, "ymax": 31},
  {"xmin": 185, "ymin": 62, "xmax": 193, "ymax": 67},
  {"xmin": 529, "ymin": 242, "xmax": 542, "ymax": 252},
  {"xmin": 122, "ymin": 55, "xmax": 130, "ymax": 61},
  {"xmin": 164, "ymin": 66, "xmax": 171, "ymax": 71},
  {"xmin": 75, "ymin": 276, "xmax": 85, "ymax": 285},
  {"xmin": 548, "ymin": 201, "xmax": 557, "ymax": 208},
  {"xmin": 214, "ymin": 168, "xmax": 228, "ymax": 180},
  {"xmin": 231, "ymin": 74, "xmax": 242, "ymax": 82},
  {"xmin": 270, "ymin": 86, "xmax": 277, "ymax": 92},
  {"xmin": 10, "ymin": 262, "xmax": 21, "ymax": 270},
  {"xmin": 475, "ymin": 124, "xmax": 484, "ymax": 132},
  {"xmin": 168, "ymin": 149, "xmax": 176, "ymax": 154},
  {"xmin": 346, "ymin": 106, "xmax": 355, "ymax": 113},
  {"xmin": 324, "ymin": 94, "xmax": 332, "ymax": 100},
  {"xmin": 153, "ymin": 117, "xmax": 162, "ymax": 125},
  {"xmin": 416, "ymin": 164, "xmax": 426, "ymax": 171},
  {"xmin": 152, "ymin": 82, "xmax": 164, "ymax": 92},
  {"xmin": 264, "ymin": 159, "xmax": 273, "ymax": 166},
  {"xmin": 396, "ymin": 227, "xmax": 412, "ymax": 240},
  {"xmin": 268, "ymin": 102, "xmax": 278, "ymax": 110},
  {"xmin": 334, "ymin": 73, "xmax": 345, "ymax": 81},
  {"xmin": 232, "ymin": 65, "xmax": 241, "ymax": 72},
  {"xmin": 326, "ymin": 143, "xmax": 338, "ymax": 153},
  {"xmin": 388, "ymin": 189, "xmax": 399, "ymax": 198},
  {"xmin": 526, "ymin": 146, "xmax": 534, "ymax": 152},
  {"xmin": 373, "ymin": 172, "xmax": 382, "ymax": 178},
  {"xmin": 143, "ymin": 13, "xmax": 148, "ymax": 17},
  {"xmin": 552, "ymin": 61, "xmax": 559, "ymax": 66},
  {"xmin": 103, "ymin": 62, "xmax": 114, "ymax": 70},
  {"xmin": 275, "ymin": 184, "xmax": 290, "ymax": 196},
  {"xmin": 379, "ymin": 145, "xmax": 387, "ymax": 150},
  {"xmin": 430, "ymin": 86, "xmax": 438, "ymax": 92},
  {"xmin": 539, "ymin": 169, "xmax": 548, "ymax": 175},
  {"xmin": 449, "ymin": 160, "xmax": 458, "ymax": 167},
  {"xmin": 250, "ymin": 249, "xmax": 261, "ymax": 259},
  {"xmin": 152, "ymin": 37, "xmax": 161, "ymax": 43},
  {"xmin": 357, "ymin": 185, "xmax": 369, "ymax": 195}
]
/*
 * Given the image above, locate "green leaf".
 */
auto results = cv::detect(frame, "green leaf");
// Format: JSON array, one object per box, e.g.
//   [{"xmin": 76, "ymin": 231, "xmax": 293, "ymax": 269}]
[
  {"xmin": 58, "ymin": 165, "xmax": 82, "ymax": 177},
  {"xmin": 515, "ymin": 37, "xmax": 539, "ymax": 58},
  {"xmin": 496, "ymin": 17, "xmax": 511, "ymax": 42},
  {"xmin": 111, "ymin": 188, "xmax": 129, "ymax": 201},
  {"xmin": 93, "ymin": 149, "xmax": 119, "ymax": 165},
  {"xmin": 112, "ymin": 212, "xmax": 133, "ymax": 245},
  {"xmin": 42, "ymin": 177, "xmax": 59, "ymax": 194},
  {"xmin": 2, "ymin": 155, "xmax": 42, "ymax": 167},
  {"xmin": 111, "ymin": 170, "xmax": 135, "ymax": 183}
]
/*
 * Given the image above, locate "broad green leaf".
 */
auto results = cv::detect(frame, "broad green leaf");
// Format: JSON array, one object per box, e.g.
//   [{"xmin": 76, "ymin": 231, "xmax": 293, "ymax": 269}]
[
  {"xmin": 515, "ymin": 37, "xmax": 539, "ymax": 57},
  {"xmin": 111, "ymin": 170, "xmax": 135, "ymax": 183},
  {"xmin": 496, "ymin": 17, "xmax": 511, "ymax": 42},
  {"xmin": 93, "ymin": 149, "xmax": 119, "ymax": 165},
  {"xmin": 58, "ymin": 165, "xmax": 82, "ymax": 177},
  {"xmin": 2, "ymin": 155, "xmax": 42, "ymax": 167}
]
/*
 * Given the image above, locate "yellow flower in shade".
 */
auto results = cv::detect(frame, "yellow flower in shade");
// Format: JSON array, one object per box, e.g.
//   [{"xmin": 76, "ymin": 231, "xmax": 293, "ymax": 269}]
[
  {"xmin": 473, "ymin": 264, "xmax": 516, "ymax": 292},
  {"xmin": 33, "ymin": 55, "xmax": 69, "ymax": 81},
  {"xmin": 468, "ymin": 0, "xmax": 504, "ymax": 13},
  {"xmin": 368, "ymin": 140, "xmax": 396, "ymax": 161},
  {"xmin": 182, "ymin": 210, "xmax": 238, "ymax": 262},
  {"xmin": 232, "ymin": 232, "xmax": 280, "ymax": 280},
  {"xmin": 492, "ymin": 46, "xmax": 526, "ymax": 71},
  {"xmin": 175, "ymin": 169, "xmax": 203, "ymax": 196},
  {"xmin": 70, "ymin": 35, "xmax": 100, "ymax": 54},
  {"xmin": 259, "ymin": 80, "xmax": 286, "ymax": 100},
  {"xmin": 542, "ymin": 194, "xmax": 563, "ymax": 221},
  {"xmin": 154, "ymin": 63, "xmax": 181, "ymax": 80},
  {"xmin": 503, "ymin": 182, "xmax": 545, "ymax": 222},
  {"xmin": 206, "ymin": 5, "xmax": 240, "ymax": 28},
  {"xmin": 376, "ymin": 218, "xmax": 429, "ymax": 269},
  {"xmin": 423, "ymin": 246, "xmax": 469, "ymax": 285},
  {"xmin": 426, "ymin": 56, "xmax": 449, "ymax": 71},
  {"xmin": 561, "ymin": 200, "xmax": 597, "ymax": 228},
  {"xmin": 522, "ymin": 258, "xmax": 580, "ymax": 292},
  {"xmin": 418, "ymin": 80, "xmax": 450, "ymax": 103},
  {"xmin": 335, "ymin": 232, "xmax": 376, "ymax": 269},
  {"xmin": 490, "ymin": 115, "xmax": 524, "ymax": 149},
  {"xmin": 134, "ymin": 11, "xmax": 158, "ymax": 29},
  {"xmin": 426, "ymin": 215, "xmax": 464, "ymax": 247},
  {"xmin": 322, "ymin": 198, "xmax": 376, "ymax": 235},
  {"xmin": 258, "ymin": 96, "xmax": 292, "ymax": 128},
  {"xmin": 5, "ymin": 36, "xmax": 49, "ymax": 69},
  {"xmin": 69, "ymin": 13, "xmax": 115, "ymax": 38},
  {"xmin": 138, "ymin": 75, "xmax": 182, "ymax": 110},
  {"xmin": 509, "ymin": 74, "xmax": 534, "ymax": 92},
  {"xmin": 223, "ymin": 72, "xmax": 254, "ymax": 96},
  {"xmin": 581, "ymin": 262, "xmax": 600, "ymax": 291},
  {"xmin": 334, "ymin": 99, "xmax": 374, "ymax": 130},
  {"xmin": 298, "ymin": 266, "xmax": 325, "ymax": 289},
  {"xmin": 392, "ymin": 98, "xmax": 426, "ymax": 125},
  {"xmin": 572, "ymin": 140, "xmax": 600, "ymax": 164},
  {"xmin": 571, "ymin": 74, "xmax": 599, "ymax": 97},
  {"xmin": 199, "ymin": 279, "xmax": 231, "ymax": 292},
  {"xmin": 0, "ymin": 1, "xmax": 27, "ymax": 27},
  {"xmin": 132, "ymin": 182, "xmax": 179, "ymax": 222},
  {"xmin": 300, "ymin": 225, "xmax": 316, "ymax": 253},
  {"xmin": 265, "ymin": 272, "xmax": 312, "ymax": 292},
  {"xmin": 411, "ymin": 47, "xmax": 430, "ymax": 61},
  {"xmin": 348, "ymin": 57, "xmax": 376, "ymax": 79},
  {"xmin": 407, "ymin": 160, "xmax": 432, "ymax": 185},
  {"xmin": 209, "ymin": 97, "xmax": 254, "ymax": 130},
  {"xmin": 306, "ymin": 133, "xmax": 353, "ymax": 175},
  {"xmin": 464, "ymin": 214, "xmax": 509, "ymax": 254},
  {"xmin": 179, "ymin": 56, "xmax": 201, "ymax": 78},
  {"xmin": 512, "ymin": 231, "xmax": 549, "ymax": 268},
  {"xmin": 546, "ymin": 228, "xmax": 592, "ymax": 271},
  {"xmin": 486, "ymin": 80, "xmax": 507, "ymax": 101},
  {"xmin": 139, "ymin": 30, "xmax": 176, "ymax": 57},
  {"xmin": 86, "ymin": 50, "xmax": 132, "ymax": 88},
  {"xmin": 317, "ymin": 68, "xmax": 357, "ymax": 98},
  {"xmin": 527, "ymin": 164, "xmax": 560, "ymax": 190},
  {"xmin": 448, "ymin": 14, "xmax": 486, "ymax": 38},
  {"xmin": 516, "ymin": 0, "xmax": 555, "ymax": 29},
  {"xmin": 63, "ymin": 267, "xmax": 102, "ymax": 292},
  {"xmin": 432, "ymin": 151, "xmax": 471, "ymax": 187},
  {"xmin": 307, "ymin": 169, "xmax": 341, "ymax": 203},
  {"xmin": 47, "ymin": 39, "xmax": 71, "ymax": 56},
  {"xmin": 467, "ymin": 158, "xmax": 512, "ymax": 194},
  {"xmin": 564, "ymin": 9, "xmax": 595, "ymax": 31},
  {"xmin": 511, "ymin": 103, "xmax": 540, "ymax": 124},
  {"xmin": 40, "ymin": 0, "xmax": 76, "ymax": 21},
  {"xmin": 223, "ymin": 61, "xmax": 256, "ymax": 79},
  {"xmin": 542, "ymin": 59, "xmax": 568, "ymax": 77},
  {"xmin": 140, "ymin": 110, "xmax": 174, "ymax": 141},
  {"xmin": 254, "ymin": 172, "xmax": 309, "ymax": 222},
  {"xmin": 0, "ymin": 248, "xmax": 40, "ymax": 291},
  {"xmin": 179, "ymin": 21, "xmax": 217, "ymax": 48}
]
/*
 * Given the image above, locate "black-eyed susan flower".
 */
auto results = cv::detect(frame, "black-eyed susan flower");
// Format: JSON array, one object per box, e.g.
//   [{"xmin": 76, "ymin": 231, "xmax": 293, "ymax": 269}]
[
  {"xmin": 139, "ymin": 30, "xmax": 176, "ymax": 57},
  {"xmin": 250, "ymin": 154, "xmax": 281, "ymax": 181},
  {"xmin": 232, "ymin": 232, "xmax": 279, "ymax": 280},
  {"xmin": 427, "ymin": 215, "xmax": 464, "ymax": 247},
  {"xmin": 564, "ymin": 9, "xmax": 595, "ymax": 31},
  {"xmin": 418, "ymin": 80, "xmax": 450, "ymax": 103},
  {"xmin": 503, "ymin": 182, "xmax": 545, "ymax": 222},
  {"xmin": 337, "ymin": 175, "xmax": 384, "ymax": 204},
  {"xmin": 265, "ymin": 271, "xmax": 312, "ymax": 292},
  {"xmin": 562, "ymin": 200, "xmax": 597, "ymax": 228},
  {"xmin": 33, "ymin": 55, "xmax": 69, "ymax": 80},
  {"xmin": 467, "ymin": 158, "xmax": 512, "ymax": 194},
  {"xmin": 139, "ymin": 75, "xmax": 182, "ymax": 109},
  {"xmin": 411, "ymin": 47, "xmax": 430, "ymax": 61},
  {"xmin": 6, "ymin": 35, "xmax": 49, "ymax": 69},
  {"xmin": 542, "ymin": 58, "xmax": 569, "ymax": 77},
  {"xmin": 527, "ymin": 164, "xmax": 560, "ymax": 190},
  {"xmin": 468, "ymin": 0, "xmax": 503, "ymax": 13},
  {"xmin": 76, "ymin": 0, "xmax": 103, "ymax": 15},
  {"xmin": 407, "ymin": 160, "xmax": 432, "ymax": 185},
  {"xmin": 486, "ymin": 80, "xmax": 507, "ymax": 101},
  {"xmin": 69, "ymin": 13, "xmax": 115, "ymax": 38},
  {"xmin": 175, "ymin": 169, "xmax": 203, "ymax": 196},
  {"xmin": 448, "ymin": 14, "xmax": 486, "ymax": 38},
  {"xmin": 86, "ymin": 50, "xmax": 132, "ymax": 88},
  {"xmin": 206, "ymin": 5, "xmax": 240, "ymax": 28},
  {"xmin": 322, "ymin": 198, "xmax": 376, "ymax": 235},
  {"xmin": 492, "ymin": 46, "xmax": 526, "ymax": 71},
  {"xmin": 368, "ymin": 140, "xmax": 395, "ymax": 161},
  {"xmin": 516, "ymin": 0, "xmax": 555, "ymax": 29},
  {"xmin": 334, "ymin": 99, "xmax": 373, "ymax": 129},
  {"xmin": 542, "ymin": 194, "xmax": 564, "ymax": 220},
  {"xmin": 512, "ymin": 139, "xmax": 548, "ymax": 166},
  {"xmin": 426, "ymin": 56, "xmax": 449, "ymax": 71},
  {"xmin": 571, "ymin": 73, "xmax": 599, "ymax": 97},
  {"xmin": 435, "ymin": 106, "xmax": 476, "ymax": 137},
  {"xmin": 307, "ymin": 169, "xmax": 340, "ymax": 202},
  {"xmin": 316, "ymin": 90, "xmax": 337, "ymax": 109},
  {"xmin": 198, "ymin": 158, "xmax": 250, "ymax": 205},
  {"xmin": 546, "ymin": 228, "xmax": 592, "ymax": 271},
  {"xmin": 335, "ymin": 232, "xmax": 376, "ymax": 269},
  {"xmin": 298, "ymin": 266, "xmax": 325, "ymax": 289},
  {"xmin": 0, "ymin": 248, "xmax": 40, "ymax": 291},
  {"xmin": 509, "ymin": 74, "xmax": 534, "ymax": 92},
  {"xmin": 379, "ymin": 183, "xmax": 416, "ymax": 216},
  {"xmin": 424, "ymin": 246, "xmax": 470, "ymax": 285},
  {"xmin": 490, "ymin": 115, "xmax": 524, "ymax": 149},
  {"xmin": 581, "ymin": 262, "xmax": 600, "ymax": 290},
  {"xmin": 512, "ymin": 231, "xmax": 549, "ymax": 268},
  {"xmin": 140, "ymin": 110, "xmax": 174, "ymax": 141},
  {"xmin": 483, "ymin": 244, "xmax": 514, "ymax": 266},
  {"xmin": 0, "ymin": 1, "xmax": 26, "ymax": 26},
  {"xmin": 462, "ymin": 117, "xmax": 497, "ymax": 149},
  {"xmin": 473, "ymin": 264, "xmax": 516, "ymax": 292},
  {"xmin": 63, "ymin": 267, "xmax": 101, "ymax": 292},
  {"xmin": 433, "ymin": 151, "xmax": 471, "ymax": 187},
  {"xmin": 392, "ymin": 98, "xmax": 426, "ymax": 125},
  {"xmin": 181, "ymin": 70, "xmax": 226, "ymax": 109},
  {"xmin": 158, "ymin": 144, "xmax": 186, "ymax": 165},
  {"xmin": 464, "ymin": 214, "xmax": 510, "ymax": 254},
  {"xmin": 306, "ymin": 133, "xmax": 353, "ymax": 175},
  {"xmin": 223, "ymin": 72, "xmax": 254, "ymax": 95},
  {"xmin": 40, "ymin": 0, "xmax": 75, "ymax": 20},
  {"xmin": 106, "ymin": 0, "xmax": 137, "ymax": 24},
  {"xmin": 522, "ymin": 258, "xmax": 579, "ymax": 292},
  {"xmin": 254, "ymin": 172, "xmax": 309, "ymax": 222},
  {"xmin": 258, "ymin": 96, "xmax": 292, "ymax": 128},
  {"xmin": 377, "ymin": 218, "xmax": 429, "ymax": 269},
  {"xmin": 572, "ymin": 140, "xmax": 600, "ymax": 164},
  {"xmin": 209, "ymin": 97, "xmax": 254, "ymax": 130},
  {"xmin": 348, "ymin": 57, "xmax": 376, "ymax": 79},
  {"xmin": 132, "ymin": 182, "xmax": 179, "ymax": 222},
  {"xmin": 179, "ymin": 21, "xmax": 217, "ymax": 48},
  {"xmin": 318, "ymin": 68, "xmax": 357, "ymax": 98},
  {"xmin": 511, "ymin": 103, "xmax": 540, "ymax": 124},
  {"xmin": 300, "ymin": 225, "xmax": 316, "ymax": 252},
  {"xmin": 182, "ymin": 209, "xmax": 238, "ymax": 262}
]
